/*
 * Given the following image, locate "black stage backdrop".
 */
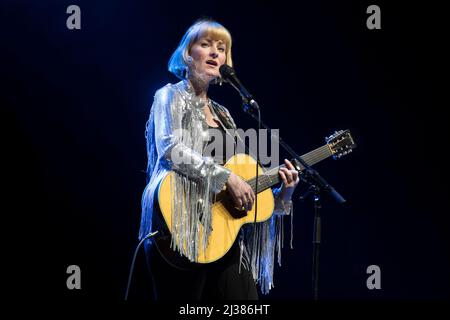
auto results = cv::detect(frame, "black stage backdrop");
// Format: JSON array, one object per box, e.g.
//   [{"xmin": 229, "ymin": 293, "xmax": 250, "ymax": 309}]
[{"xmin": 3, "ymin": 0, "xmax": 448, "ymax": 306}]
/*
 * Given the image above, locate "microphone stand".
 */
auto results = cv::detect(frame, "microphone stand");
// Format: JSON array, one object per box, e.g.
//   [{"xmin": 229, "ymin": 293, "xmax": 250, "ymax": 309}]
[{"xmin": 242, "ymin": 100, "xmax": 346, "ymax": 301}]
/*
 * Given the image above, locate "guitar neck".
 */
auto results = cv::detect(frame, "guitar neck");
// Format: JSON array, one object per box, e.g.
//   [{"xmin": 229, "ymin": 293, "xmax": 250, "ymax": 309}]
[{"xmin": 247, "ymin": 144, "xmax": 332, "ymax": 194}]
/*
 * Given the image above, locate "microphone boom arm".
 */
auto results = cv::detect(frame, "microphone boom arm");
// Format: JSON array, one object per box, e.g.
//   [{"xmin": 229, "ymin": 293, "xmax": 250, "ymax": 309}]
[{"xmin": 242, "ymin": 103, "xmax": 346, "ymax": 204}]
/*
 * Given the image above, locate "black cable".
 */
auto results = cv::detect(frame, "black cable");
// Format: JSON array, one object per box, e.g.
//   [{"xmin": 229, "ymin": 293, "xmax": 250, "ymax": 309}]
[
  {"xmin": 124, "ymin": 230, "xmax": 159, "ymax": 301},
  {"xmin": 244, "ymin": 101, "xmax": 261, "ymax": 297},
  {"xmin": 253, "ymin": 105, "xmax": 261, "ymax": 225}
]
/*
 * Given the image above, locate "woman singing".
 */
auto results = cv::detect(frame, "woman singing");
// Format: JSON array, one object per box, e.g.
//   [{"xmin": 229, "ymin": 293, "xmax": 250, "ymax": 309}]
[{"xmin": 139, "ymin": 18, "xmax": 299, "ymax": 300}]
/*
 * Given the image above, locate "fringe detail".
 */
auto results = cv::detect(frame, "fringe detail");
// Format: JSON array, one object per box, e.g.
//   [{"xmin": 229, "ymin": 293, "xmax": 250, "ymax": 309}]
[
  {"xmin": 169, "ymin": 172, "xmax": 214, "ymax": 262},
  {"xmin": 238, "ymin": 200, "xmax": 294, "ymax": 294}
]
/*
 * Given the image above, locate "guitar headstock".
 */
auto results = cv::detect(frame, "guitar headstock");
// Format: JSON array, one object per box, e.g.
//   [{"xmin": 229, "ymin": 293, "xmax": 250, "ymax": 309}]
[{"xmin": 326, "ymin": 130, "xmax": 357, "ymax": 159}]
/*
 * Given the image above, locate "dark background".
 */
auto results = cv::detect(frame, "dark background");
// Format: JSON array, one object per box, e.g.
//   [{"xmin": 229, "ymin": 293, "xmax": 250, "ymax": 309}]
[{"xmin": 3, "ymin": 0, "xmax": 448, "ymax": 303}]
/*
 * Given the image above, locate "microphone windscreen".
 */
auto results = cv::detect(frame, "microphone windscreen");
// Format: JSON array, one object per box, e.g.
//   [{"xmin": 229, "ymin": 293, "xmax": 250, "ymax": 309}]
[{"xmin": 219, "ymin": 64, "xmax": 235, "ymax": 79}]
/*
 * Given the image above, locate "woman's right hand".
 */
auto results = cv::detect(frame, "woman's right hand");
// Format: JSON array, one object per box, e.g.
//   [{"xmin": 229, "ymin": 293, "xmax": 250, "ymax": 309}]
[{"xmin": 226, "ymin": 172, "xmax": 255, "ymax": 212}]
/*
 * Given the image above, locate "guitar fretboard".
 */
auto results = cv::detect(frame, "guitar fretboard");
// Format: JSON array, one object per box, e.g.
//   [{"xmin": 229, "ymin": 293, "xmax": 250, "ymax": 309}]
[{"xmin": 246, "ymin": 144, "xmax": 332, "ymax": 193}]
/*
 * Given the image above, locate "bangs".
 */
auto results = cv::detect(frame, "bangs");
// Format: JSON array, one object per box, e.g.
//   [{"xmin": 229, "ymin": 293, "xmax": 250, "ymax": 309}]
[{"xmin": 194, "ymin": 26, "xmax": 232, "ymax": 49}]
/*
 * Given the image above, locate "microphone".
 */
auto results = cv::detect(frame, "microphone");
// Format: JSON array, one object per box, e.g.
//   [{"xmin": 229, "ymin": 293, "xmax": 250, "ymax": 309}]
[{"xmin": 219, "ymin": 64, "xmax": 259, "ymax": 111}]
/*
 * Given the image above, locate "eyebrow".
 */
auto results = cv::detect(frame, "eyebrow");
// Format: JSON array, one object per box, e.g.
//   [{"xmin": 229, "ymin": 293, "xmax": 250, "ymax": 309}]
[{"xmin": 202, "ymin": 38, "xmax": 225, "ymax": 46}]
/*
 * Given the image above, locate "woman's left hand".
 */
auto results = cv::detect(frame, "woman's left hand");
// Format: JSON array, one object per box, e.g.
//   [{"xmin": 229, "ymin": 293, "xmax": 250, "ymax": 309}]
[{"xmin": 278, "ymin": 159, "xmax": 300, "ymax": 201}]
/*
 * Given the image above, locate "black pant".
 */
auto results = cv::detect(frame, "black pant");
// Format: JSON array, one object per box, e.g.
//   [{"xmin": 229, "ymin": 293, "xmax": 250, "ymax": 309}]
[{"xmin": 144, "ymin": 212, "xmax": 259, "ymax": 301}]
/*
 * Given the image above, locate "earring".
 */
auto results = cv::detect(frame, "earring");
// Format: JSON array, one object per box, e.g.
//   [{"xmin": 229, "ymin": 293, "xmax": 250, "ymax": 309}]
[{"xmin": 186, "ymin": 56, "xmax": 193, "ymax": 64}]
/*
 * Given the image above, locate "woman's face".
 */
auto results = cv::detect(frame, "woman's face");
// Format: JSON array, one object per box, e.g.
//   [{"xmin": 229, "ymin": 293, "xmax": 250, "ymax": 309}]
[{"xmin": 188, "ymin": 36, "xmax": 227, "ymax": 82}]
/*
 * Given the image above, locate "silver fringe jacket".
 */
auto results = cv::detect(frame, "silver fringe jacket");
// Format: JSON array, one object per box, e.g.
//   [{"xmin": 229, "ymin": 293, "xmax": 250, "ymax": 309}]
[{"xmin": 139, "ymin": 80, "xmax": 293, "ymax": 294}]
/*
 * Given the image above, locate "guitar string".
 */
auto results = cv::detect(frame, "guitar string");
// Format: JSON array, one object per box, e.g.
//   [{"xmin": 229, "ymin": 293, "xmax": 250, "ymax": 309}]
[
  {"xmin": 247, "ymin": 150, "xmax": 329, "ymax": 186},
  {"xmin": 214, "ymin": 146, "xmax": 333, "ymax": 203},
  {"xmin": 256, "ymin": 145, "xmax": 330, "ymax": 177},
  {"xmin": 252, "ymin": 149, "xmax": 333, "ymax": 190},
  {"xmin": 248, "ymin": 162, "xmax": 323, "ymax": 191},
  {"xmin": 246, "ymin": 146, "xmax": 332, "ymax": 189},
  {"xmin": 214, "ymin": 139, "xmax": 349, "ymax": 203}
]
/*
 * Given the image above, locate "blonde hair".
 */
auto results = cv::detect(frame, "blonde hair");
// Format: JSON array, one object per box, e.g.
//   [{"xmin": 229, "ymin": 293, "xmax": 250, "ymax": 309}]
[{"xmin": 168, "ymin": 19, "xmax": 233, "ymax": 80}]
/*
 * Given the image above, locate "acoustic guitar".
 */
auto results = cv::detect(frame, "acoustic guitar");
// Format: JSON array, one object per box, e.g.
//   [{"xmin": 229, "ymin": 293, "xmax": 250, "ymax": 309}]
[{"xmin": 157, "ymin": 130, "xmax": 356, "ymax": 264}]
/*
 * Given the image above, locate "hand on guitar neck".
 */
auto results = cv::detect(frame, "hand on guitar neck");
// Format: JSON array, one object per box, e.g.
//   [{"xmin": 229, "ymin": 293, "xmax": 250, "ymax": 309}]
[{"xmin": 278, "ymin": 159, "xmax": 300, "ymax": 201}]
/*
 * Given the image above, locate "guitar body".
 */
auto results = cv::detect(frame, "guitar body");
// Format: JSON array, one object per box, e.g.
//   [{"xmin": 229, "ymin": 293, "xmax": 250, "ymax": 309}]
[
  {"xmin": 156, "ymin": 129, "xmax": 357, "ymax": 264},
  {"xmin": 157, "ymin": 153, "xmax": 274, "ymax": 264}
]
